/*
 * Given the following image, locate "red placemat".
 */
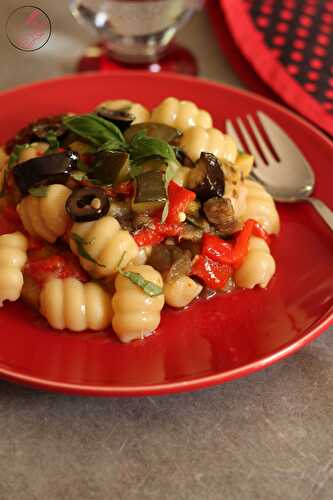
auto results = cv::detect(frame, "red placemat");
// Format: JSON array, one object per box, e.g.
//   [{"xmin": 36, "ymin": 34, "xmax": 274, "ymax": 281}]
[{"xmin": 210, "ymin": 0, "xmax": 333, "ymax": 136}]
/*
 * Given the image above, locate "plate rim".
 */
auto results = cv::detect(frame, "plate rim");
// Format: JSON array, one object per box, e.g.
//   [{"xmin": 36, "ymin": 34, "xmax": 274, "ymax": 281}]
[{"xmin": 0, "ymin": 70, "xmax": 332, "ymax": 396}]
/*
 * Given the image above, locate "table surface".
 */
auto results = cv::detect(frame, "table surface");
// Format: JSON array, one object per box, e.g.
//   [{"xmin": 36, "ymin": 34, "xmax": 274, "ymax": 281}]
[{"xmin": 0, "ymin": 3, "xmax": 332, "ymax": 500}]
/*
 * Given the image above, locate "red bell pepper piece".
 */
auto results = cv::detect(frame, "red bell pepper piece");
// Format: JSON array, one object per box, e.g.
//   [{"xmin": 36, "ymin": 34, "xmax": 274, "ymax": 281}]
[
  {"xmin": 133, "ymin": 218, "xmax": 181, "ymax": 247},
  {"xmin": 202, "ymin": 233, "xmax": 234, "ymax": 265},
  {"xmin": 252, "ymin": 220, "xmax": 270, "ymax": 245},
  {"xmin": 201, "ymin": 219, "xmax": 270, "ymax": 269},
  {"xmin": 165, "ymin": 181, "xmax": 195, "ymax": 225},
  {"xmin": 191, "ymin": 255, "xmax": 233, "ymax": 290}
]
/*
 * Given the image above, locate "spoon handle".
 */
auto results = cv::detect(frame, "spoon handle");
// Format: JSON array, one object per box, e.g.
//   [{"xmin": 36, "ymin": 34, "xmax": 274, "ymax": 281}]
[{"xmin": 305, "ymin": 197, "xmax": 333, "ymax": 231}]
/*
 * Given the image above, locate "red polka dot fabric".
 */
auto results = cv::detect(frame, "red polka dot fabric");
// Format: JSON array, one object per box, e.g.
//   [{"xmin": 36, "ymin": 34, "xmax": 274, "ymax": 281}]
[{"xmin": 218, "ymin": 0, "xmax": 333, "ymax": 136}]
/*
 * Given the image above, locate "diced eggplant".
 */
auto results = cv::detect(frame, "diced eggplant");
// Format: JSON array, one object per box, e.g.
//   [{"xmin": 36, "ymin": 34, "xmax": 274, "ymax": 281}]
[
  {"xmin": 66, "ymin": 187, "xmax": 110, "ymax": 222},
  {"xmin": 13, "ymin": 151, "xmax": 78, "ymax": 195},
  {"xmin": 124, "ymin": 122, "xmax": 182, "ymax": 144},
  {"xmin": 134, "ymin": 170, "xmax": 166, "ymax": 203},
  {"xmin": 186, "ymin": 152, "xmax": 225, "ymax": 202},
  {"xmin": 89, "ymin": 151, "xmax": 130, "ymax": 185},
  {"xmin": 203, "ymin": 197, "xmax": 237, "ymax": 235},
  {"xmin": 96, "ymin": 107, "xmax": 135, "ymax": 132}
]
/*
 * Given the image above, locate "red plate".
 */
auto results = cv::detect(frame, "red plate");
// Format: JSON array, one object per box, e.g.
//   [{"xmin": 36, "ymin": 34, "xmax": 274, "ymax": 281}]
[{"xmin": 0, "ymin": 71, "xmax": 332, "ymax": 396}]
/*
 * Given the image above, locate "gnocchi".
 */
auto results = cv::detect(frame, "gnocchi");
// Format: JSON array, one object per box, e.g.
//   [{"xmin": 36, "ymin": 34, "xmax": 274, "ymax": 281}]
[
  {"xmin": 179, "ymin": 126, "xmax": 238, "ymax": 163},
  {"xmin": 70, "ymin": 216, "xmax": 138, "ymax": 278},
  {"xmin": 242, "ymin": 179, "xmax": 280, "ymax": 234},
  {"xmin": 17, "ymin": 184, "xmax": 72, "ymax": 243},
  {"xmin": 0, "ymin": 232, "xmax": 28, "ymax": 306},
  {"xmin": 234, "ymin": 236, "xmax": 276, "ymax": 289},
  {"xmin": 40, "ymin": 278, "xmax": 113, "ymax": 331},
  {"xmin": 151, "ymin": 97, "xmax": 213, "ymax": 130},
  {"xmin": 112, "ymin": 265, "xmax": 164, "ymax": 343}
]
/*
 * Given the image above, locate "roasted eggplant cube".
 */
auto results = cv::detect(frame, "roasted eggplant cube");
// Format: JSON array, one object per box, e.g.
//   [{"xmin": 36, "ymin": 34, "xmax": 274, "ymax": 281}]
[
  {"xmin": 134, "ymin": 170, "xmax": 167, "ymax": 203},
  {"xmin": 187, "ymin": 152, "xmax": 225, "ymax": 202},
  {"xmin": 124, "ymin": 122, "xmax": 182, "ymax": 144},
  {"xmin": 13, "ymin": 151, "xmax": 78, "ymax": 195},
  {"xmin": 90, "ymin": 151, "xmax": 130, "ymax": 185},
  {"xmin": 96, "ymin": 107, "xmax": 135, "ymax": 132}
]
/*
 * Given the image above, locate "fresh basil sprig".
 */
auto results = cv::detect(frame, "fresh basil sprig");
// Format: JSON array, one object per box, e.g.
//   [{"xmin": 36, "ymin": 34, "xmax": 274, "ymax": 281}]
[
  {"xmin": 70, "ymin": 233, "xmax": 105, "ymax": 267},
  {"xmin": 28, "ymin": 186, "xmax": 48, "ymax": 197},
  {"xmin": 117, "ymin": 251, "xmax": 163, "ymax": 296},
  {"xmin": 120, "ymin": 269, "xmax": 163, "ymax": 297},
  {"xmin": 63, "ymin": 113, "xmax": 125, "ymax": 147},
  {"xmin": 129, "ymin": 130, "xmax": 176, "ymax": 167}
]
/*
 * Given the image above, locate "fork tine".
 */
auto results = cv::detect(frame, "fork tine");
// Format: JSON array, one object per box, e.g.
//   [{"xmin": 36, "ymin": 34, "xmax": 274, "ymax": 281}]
[
  {"xmin": 236, "ymin": 117, "xmax": 266, "ymax": 168},
  {"xmin": 225, "ymin": 119, "xmax": 244, "ymax": 151},
  {"xmin": 246, "ymin": 114, "xmax": 276, "ymax": 164}
]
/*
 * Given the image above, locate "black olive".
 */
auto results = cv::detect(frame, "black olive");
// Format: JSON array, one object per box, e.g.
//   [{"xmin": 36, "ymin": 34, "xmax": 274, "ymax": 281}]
[
  {"xmin": 187, "ymin": 152, "xmax": 225, "ymax": 202},
  {"xmin": 96, "ymin": 108, "xmax": 135, "ymax": 132},
  {"xmin": 66, "ymin": 187, "xmax": 110, "ymax": 222},
  {"xmin": 13, "ymin": 151, "xmax": 78, "ymax": 196},
  {"xmin": 124, "ymin": 122, "xmax": 182, "ymax": 144}
]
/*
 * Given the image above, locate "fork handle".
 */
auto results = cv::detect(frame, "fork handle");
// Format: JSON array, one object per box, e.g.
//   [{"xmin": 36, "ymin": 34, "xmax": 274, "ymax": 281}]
[{"xmin": 305, "ymin": 197, "xmax": 333, "ymax": 231}]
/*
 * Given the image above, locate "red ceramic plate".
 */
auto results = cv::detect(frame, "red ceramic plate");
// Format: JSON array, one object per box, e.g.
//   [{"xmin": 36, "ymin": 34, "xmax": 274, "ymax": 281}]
[{"xmin": 0, "ymin": 71, "xmax": 332, "ymax": 396}]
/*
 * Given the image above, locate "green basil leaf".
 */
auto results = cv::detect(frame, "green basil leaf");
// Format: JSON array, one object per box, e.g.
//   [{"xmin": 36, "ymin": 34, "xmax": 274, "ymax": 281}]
[
  {"xmin": 8, "ymin": 144, "xmax": 30, "ymax": 169},
  {"xmin": 70, "ymin": 232, "xmax": 105, "ymax": 267},
  {"xmin": 63, "ymin": 113, "xmax": 125, "ymax": 147},
  {"xmin": 128, "ymin": 130, "xmax": 177, "ymax": 170},
  {"xmin": 28, "ymin": 186, "xmax": 48, "ymax": 197},
  {"xmin": 98, "ymin": 138, "xmax": 128, "ymax": 153},
  {"xmin": 119, "ymin": 269, "xmax": 163, "ymax": 297},
  {"xmin": 46, "ymin": 132, "xmax": 60, "ymax": 151}
]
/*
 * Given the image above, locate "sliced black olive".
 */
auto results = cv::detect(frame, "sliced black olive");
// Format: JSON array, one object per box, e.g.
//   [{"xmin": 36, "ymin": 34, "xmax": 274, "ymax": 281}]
[
  {"xmin": 186, "ymin": 152, "xmax": 225, "ymax": 202},
  {"xmin": 134, "ymin": 170, "xmax": 167, "ymax": 203},
  {"xmin": 66, "ymin": 187, "xmax": 110, "ymax": 222},
  {"xmin": 124, "ymin": 122, "xmax": 182, "ymax": 144},
  {"xmin": 89, "ymin": 151, "xmax": 129, "ymax": 185},
  {"xmin": 96, "ymin": 107, "xmax": 135, "ymax": 132},
  {"xmin": 13, "ymin": 151, "xmax": 78, "ymax": 196}
]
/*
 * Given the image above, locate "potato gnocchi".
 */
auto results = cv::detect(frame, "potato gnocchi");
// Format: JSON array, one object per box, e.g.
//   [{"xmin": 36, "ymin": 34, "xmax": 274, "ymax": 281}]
[{"xmin": 0, "ymin": 97, "xmax": 280, "ymax": 342}]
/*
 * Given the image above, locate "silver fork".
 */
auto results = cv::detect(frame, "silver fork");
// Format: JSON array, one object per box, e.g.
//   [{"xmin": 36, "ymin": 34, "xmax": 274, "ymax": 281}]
[{"xmin": 225, "ymin": 111, "xmax": 333, "ymax": 231}]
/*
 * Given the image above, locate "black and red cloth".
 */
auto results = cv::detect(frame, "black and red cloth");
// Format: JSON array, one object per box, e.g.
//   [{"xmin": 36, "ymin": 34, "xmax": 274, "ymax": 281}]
[{"xmin": 208, "ymin": 0, "xmax": 333, "ymax": 136}]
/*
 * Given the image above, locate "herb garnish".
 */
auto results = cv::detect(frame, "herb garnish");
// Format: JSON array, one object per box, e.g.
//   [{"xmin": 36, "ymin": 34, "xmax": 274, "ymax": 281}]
[
  {"xmin": 70, "ymin": 233, "xmax": 105, "ymax": 267},
  {"xmin": 117, "ymin": 251, "xmax": 163, "ymax": 296},
  {"xmin": 119, "ymin": 269, "xmax": 164, "ymax": 296},
  {"xmin": 63, "ymin": 114, "xmax": 125, "ymax": 147},
  {"xmin": 46, "ymin": 132, "xmax": 60, "ymax": 151}
]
